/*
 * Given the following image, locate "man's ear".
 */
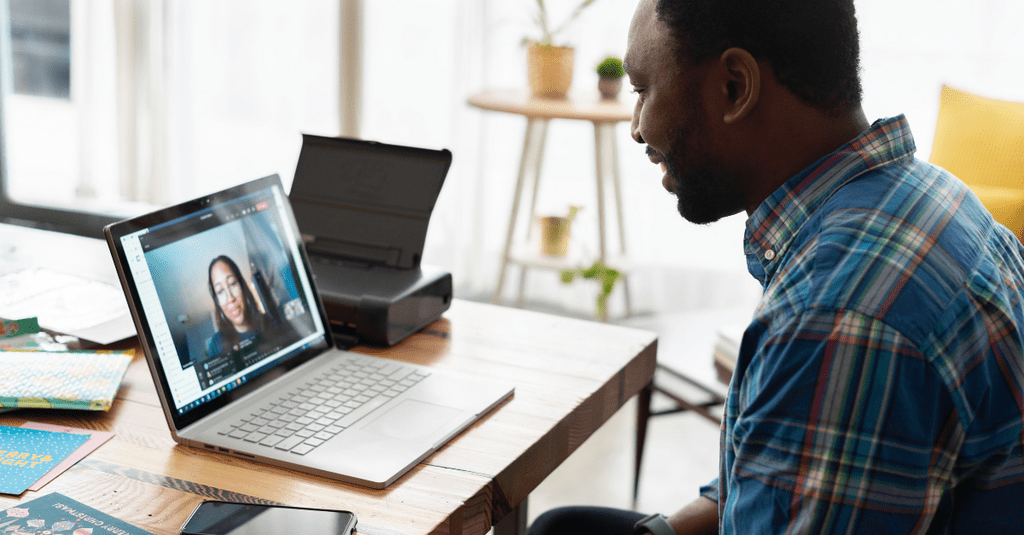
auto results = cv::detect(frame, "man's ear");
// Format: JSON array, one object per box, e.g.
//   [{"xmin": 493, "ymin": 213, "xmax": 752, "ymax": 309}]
[{"xmin": 719, "ymin": 47, "xmax": 760, "ymax": 124}]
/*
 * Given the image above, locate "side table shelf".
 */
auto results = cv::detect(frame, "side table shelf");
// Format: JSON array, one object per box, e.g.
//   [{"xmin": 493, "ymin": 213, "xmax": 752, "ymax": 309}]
[{"xmin": 507, "ymin": 243, "xmax": 633, "ymax": 320}]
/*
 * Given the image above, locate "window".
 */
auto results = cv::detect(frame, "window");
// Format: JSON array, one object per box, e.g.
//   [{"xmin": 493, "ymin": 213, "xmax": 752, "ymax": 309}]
[
  {"xmin": 0, "ymin": 0, "xmax": 116, "ymax": 236},
  {"xmin": 9, "ymin": 0, "xmax": 70, "ymax": 99},
  {"xmin": 1, "ymin": 0, "xmax": 340, "ymax": 238}
]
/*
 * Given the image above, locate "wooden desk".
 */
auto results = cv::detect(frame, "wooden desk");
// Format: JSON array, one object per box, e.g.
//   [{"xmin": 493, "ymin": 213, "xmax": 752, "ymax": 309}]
[
  {"xmin": 467, "ymin": 89, "xmax": 636, "ymax": 318},
  {"xmin": 0, "ymin": 299, "xmax": 657, "ymax": 535}
]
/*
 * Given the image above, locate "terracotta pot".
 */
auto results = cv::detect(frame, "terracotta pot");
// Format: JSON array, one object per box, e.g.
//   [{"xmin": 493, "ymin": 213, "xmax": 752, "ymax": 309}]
[
  {"xmin": 598, "ymin": 76, "xmax": 622, "ymax": 100},
  {"xmin": 527, "ymin": 43, "xmax": 574, "ymax": 99}
]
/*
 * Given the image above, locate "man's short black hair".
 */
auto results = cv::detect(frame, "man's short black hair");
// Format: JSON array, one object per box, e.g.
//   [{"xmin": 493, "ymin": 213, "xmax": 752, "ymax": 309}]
[{"xmin": 655, "ymin": 0, "xmax": 862, "ymax": 115}]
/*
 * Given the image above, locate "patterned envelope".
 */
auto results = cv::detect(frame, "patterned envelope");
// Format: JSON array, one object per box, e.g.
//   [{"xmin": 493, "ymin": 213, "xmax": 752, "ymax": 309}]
[{"xmin": 0, "ymin": 350, "xmax": 133, "ymax": 412}]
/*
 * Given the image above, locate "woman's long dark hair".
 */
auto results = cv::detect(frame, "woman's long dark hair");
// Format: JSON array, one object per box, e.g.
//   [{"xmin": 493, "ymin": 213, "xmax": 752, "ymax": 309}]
[{"xmin": 208, "ymin": 255, "xmax": 266, "ymax": 349}]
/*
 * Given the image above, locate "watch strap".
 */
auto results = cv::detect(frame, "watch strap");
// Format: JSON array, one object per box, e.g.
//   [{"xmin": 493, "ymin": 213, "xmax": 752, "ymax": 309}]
[{"xmin": 633, "ymin": 513, "xmax": 674, "ymax": 535}]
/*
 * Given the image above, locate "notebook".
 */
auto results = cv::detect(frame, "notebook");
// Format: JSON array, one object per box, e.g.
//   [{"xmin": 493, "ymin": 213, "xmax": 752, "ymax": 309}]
[{"xmin": 103, "ymin": 174, "xmax": 513, "ymax": 489}]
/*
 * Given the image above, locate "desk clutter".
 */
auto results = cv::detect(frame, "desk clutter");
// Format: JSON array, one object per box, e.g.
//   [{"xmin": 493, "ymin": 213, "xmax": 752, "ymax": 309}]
[
  {"xmin": 1, "ymin": 315, "xmax": 133, "ymax": 413},
  {"xmin": 0, "ymin": 316, "xmax": 124, "ymax": 496}
]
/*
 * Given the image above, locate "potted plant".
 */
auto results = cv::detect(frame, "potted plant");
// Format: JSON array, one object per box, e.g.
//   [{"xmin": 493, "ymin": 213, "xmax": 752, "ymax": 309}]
[
  {"xmin": 560, "ymin": 260, "xmax": 621, "ymax": 320},
  {"xmin": 538, "ymin": 205, "xmax": 579, "ymax": 257},
  {"xmin": 596, "ymin": 56, "xmax": 624, "ymax": 99},
  {"xmin": 525, "ymin": 0, "xmax": 600, "ymax": 98}
]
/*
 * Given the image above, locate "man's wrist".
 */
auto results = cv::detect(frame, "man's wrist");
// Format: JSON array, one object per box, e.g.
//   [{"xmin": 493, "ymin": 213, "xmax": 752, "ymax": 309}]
[{"xmin": 633, "ymin": 512, "xmax": 675, "ymax": 535}]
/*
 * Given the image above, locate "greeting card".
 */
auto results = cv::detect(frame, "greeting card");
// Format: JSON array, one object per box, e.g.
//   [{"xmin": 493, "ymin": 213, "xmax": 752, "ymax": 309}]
[
  {"xmin": 0, "ymin": 426, "xmax": 88, "ymax": 495},
  {"xmin": 1, "ymin": 492, "xmax": 153, "ymax": 534}
]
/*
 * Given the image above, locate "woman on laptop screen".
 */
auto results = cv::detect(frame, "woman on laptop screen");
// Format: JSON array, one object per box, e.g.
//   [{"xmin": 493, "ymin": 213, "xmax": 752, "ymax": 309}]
[{"xmin": 207, "ymin": 255, "xmax": 267, "ymax": 356}]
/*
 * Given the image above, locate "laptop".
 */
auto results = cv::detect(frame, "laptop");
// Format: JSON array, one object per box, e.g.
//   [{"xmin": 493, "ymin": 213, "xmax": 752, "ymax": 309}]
[{"xmin": 104, "ymin": 174, "xmax": 514, "ymax": 489}]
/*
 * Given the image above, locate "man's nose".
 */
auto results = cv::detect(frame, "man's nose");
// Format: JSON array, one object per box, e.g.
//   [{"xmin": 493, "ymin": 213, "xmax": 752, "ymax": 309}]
[{"xmin": 630, "ymin": 108, "xmax": 644, "ymax": 144}]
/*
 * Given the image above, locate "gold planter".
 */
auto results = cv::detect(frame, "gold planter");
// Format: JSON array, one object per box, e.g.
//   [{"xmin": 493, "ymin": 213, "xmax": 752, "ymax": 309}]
[
  {"xmin": 539, "ymin": 216, "xmax": 572, "ymax": 257},
  {"xmin": 527, "ymin": 43, "xmax": 574, "ymax": 99}
]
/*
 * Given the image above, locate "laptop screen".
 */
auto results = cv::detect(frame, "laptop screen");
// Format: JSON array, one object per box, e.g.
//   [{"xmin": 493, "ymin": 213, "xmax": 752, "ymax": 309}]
[{"xmin": 108, "ymin": 176, "xmax": 330, "ymax": 424}]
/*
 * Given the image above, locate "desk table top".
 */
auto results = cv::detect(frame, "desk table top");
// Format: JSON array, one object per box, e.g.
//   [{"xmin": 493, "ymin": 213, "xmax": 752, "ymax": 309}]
[
  {"xmin": 0, "ymin": 299, "xmax": 656, "ymax": 535},
  {"xmin": 467, "ymin": 89, "xmax": 635, "ymax": 123}
]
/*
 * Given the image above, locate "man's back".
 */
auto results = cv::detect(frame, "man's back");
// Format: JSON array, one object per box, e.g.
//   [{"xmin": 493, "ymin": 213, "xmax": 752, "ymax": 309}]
[{"xmin": 727, "ymin": 116, "xmax": 1024, "ymax": 532}]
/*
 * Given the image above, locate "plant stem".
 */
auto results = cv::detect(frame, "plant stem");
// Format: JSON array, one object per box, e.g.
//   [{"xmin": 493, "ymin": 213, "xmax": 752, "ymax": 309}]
[
  {"xmin": 535, "ymin": 0, "xmax": 552, "ymax": 44},
  {"xmin": 549, "ymin": 0, "xmax": 598, "ymax": 41}
]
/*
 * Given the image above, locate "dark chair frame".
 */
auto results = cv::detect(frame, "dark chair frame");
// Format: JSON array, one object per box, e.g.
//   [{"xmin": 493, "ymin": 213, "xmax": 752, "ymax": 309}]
[{"xmin": 633, "ymin": 364, "xmax": 727, "ymax": 507}]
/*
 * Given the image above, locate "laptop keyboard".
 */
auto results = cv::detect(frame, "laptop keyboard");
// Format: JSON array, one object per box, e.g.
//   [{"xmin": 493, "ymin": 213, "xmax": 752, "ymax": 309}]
[{"xmin": 219, "ymin": 354, "xmax": 429, "ymax": 455}]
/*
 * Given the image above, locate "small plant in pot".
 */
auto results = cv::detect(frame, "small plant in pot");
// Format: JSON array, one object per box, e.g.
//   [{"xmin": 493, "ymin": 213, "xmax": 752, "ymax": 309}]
[
  {"xmin": 596, "ymin": 56, "xmax": 624, "ymax": 99},
  {"xmin": 525, "ymin": 0, "xmax": 600, "ymax": 98}
]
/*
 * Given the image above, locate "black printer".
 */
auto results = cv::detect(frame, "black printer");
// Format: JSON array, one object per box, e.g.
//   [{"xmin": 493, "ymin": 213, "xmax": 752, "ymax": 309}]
[{"xmin": 289, "ymin": 134, "xmax": 453, "ymax": 346}]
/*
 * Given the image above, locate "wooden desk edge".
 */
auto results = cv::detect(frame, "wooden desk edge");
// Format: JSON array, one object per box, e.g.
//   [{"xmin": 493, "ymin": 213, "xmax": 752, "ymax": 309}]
[{"xmin": 452, "ymin": 334, "xmax": 658, "ymax": 535}]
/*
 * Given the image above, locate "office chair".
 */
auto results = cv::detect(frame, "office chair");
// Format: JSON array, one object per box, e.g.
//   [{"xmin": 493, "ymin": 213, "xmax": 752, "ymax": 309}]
[{"xmin": 929, "ymin": 85, "xmax": 1024, "ymax": 243}]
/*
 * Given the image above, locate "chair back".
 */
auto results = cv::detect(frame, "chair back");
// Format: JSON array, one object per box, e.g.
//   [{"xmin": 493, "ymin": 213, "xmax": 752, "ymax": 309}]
[{"xmin": 929, "ymin": 85, "xmax": 1024, "ymax": 242}]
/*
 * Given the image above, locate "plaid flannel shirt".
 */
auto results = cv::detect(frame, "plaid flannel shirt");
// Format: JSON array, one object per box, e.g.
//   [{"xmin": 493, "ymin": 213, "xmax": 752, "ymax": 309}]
[{"xmin": 701, "ymin": 115, "xmax": 1024, "ymax": 534}]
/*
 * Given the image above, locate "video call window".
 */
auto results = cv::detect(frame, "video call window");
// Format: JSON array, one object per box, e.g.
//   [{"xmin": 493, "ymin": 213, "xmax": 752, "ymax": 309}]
[{"xmin": 141, "ymin": 195, "xmax": 316, "ymax": 389}]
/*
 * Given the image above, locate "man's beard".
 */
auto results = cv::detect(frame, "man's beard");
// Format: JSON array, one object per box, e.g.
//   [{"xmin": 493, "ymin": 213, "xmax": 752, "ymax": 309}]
[
  {"xmin": 655, "ymin": 119, "xmax": 746, "ymax": 225},
  {"xmin": 662, "ymin": 147, "xmax": 742, "ymax": 225}
]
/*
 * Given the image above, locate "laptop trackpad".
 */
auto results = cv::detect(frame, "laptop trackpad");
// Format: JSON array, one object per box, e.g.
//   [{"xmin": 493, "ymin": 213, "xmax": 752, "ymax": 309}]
[{"xmin": 361, "ymin": 400, "xmax": 462, "ymax": 442}]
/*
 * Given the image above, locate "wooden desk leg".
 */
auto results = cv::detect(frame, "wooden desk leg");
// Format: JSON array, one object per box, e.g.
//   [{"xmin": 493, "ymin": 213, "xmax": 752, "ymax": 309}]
[
  {"xmin": 493, "ymin": 118, "xmax": 547, "ymax": 305},
  {"xmin": 495, "ymin": 499, "xmax": 529, "ymax": 535},
  {"xmin": 634, "ymin": 381, "xmax": 654, "ymax": 508}
]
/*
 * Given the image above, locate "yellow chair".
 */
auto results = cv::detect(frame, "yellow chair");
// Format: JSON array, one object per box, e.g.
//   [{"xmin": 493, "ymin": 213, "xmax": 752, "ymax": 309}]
[{"xmin": 929, "ymin": 85, "xmax": 1024, "ymax": 243}]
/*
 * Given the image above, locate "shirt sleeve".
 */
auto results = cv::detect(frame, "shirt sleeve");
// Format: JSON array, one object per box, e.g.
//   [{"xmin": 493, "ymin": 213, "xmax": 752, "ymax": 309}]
[
  {"xmin": 721, "ymin": 309, "xmax": 961, "ymax": 534},
  {"xmin": 699, "ymin": 478, "xmax": 720, "ymax": 503}
]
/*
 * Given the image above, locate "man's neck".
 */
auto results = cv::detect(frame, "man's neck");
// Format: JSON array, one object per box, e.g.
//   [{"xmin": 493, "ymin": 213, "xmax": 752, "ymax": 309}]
[{"xmin": 743, "ymin": 103, "xmax": 870, "ymax": 215}]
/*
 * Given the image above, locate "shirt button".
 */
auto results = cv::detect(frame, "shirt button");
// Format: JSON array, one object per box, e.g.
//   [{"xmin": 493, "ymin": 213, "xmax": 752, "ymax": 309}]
[{"xmin": 764, "ymin": 249, "xmax": 776, "ymax": 261}]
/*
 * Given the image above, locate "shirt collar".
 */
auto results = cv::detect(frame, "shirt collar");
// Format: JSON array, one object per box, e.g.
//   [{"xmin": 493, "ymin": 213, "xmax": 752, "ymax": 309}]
[{"xmin": 743, "ymin": 115, "xmax": 918, "ymax": 285}]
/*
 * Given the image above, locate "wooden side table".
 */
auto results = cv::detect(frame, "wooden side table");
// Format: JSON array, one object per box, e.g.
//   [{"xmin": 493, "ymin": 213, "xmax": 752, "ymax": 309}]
[{"xmin": 467, "ymin": 89, "xmax": 636, "ymax": 319}]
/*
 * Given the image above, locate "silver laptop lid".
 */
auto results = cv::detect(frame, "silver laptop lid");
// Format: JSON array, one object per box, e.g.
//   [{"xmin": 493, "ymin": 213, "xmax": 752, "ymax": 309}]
[{"xmin": 105, "ymin": 175, "xmax": 335, "ymax": 431}]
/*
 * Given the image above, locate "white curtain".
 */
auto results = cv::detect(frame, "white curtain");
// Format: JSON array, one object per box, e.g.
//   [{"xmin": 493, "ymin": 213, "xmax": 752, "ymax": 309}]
[{"xmin": 109, "ymin": 0, "xmax": 341, "ymax": 206}]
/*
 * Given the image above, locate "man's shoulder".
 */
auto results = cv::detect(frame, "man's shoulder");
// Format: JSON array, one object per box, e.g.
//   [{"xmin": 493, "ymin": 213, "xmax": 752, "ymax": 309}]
[{"xmin": 792, "ymin": 158, "xmax": 1010, "ymax": 337}]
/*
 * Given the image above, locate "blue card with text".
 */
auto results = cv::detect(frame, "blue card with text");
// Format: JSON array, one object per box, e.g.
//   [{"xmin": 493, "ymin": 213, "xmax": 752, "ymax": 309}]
[
  {"xmin": 0, "ymin": 426, "xmax": 89, "ymax": 495},
  {"xmin": 2, "ymin": 492, "xmax": 154, "ymax": 534}
]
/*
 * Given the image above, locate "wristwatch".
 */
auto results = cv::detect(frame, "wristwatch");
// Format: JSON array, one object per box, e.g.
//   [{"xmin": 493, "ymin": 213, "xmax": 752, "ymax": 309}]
[{"xmin": 633, "ymin": 513, "xmax": 674, "ymax": 535}]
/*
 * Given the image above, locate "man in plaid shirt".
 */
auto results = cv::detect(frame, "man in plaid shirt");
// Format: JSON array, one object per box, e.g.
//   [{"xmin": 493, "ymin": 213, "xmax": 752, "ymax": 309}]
[{"xmin": 529, "ymin": 0, "xmax": 1023, "ymax": 533}]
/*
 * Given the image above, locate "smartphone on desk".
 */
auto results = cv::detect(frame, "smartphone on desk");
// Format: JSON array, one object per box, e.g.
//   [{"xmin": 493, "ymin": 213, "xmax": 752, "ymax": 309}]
[{"xmin": 180, "ymin": 501, "xmax": 357, "ymax": 535}]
